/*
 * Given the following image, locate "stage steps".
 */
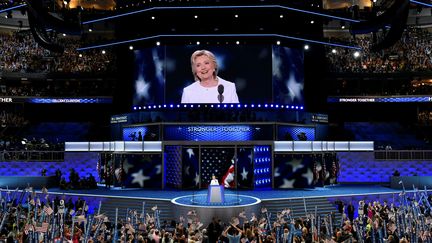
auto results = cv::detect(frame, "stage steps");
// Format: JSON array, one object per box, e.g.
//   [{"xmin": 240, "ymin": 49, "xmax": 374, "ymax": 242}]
[
  {"xmin": 261, "ymin": 197, "xmax": 341, "ymax": 221},
  {"xmin": 99, "ymin": 198, "xmax": 175, "ymax": 223}
]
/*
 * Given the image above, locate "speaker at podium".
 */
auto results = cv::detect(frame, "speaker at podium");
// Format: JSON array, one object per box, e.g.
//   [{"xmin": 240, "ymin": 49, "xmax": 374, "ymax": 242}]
[
  {"xmin": 207, "ymin": 175, "xmax": 225, "ymax": 203},
  {"xmin": 207, "ymin": 185, "xmax": 225, "ymax": 203}
]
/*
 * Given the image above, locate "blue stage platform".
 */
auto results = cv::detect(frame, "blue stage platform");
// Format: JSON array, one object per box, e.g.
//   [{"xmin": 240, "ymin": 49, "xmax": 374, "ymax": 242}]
[{"xmin": 45, "ymin": 184, "xmax": 405, "ymax": 200}]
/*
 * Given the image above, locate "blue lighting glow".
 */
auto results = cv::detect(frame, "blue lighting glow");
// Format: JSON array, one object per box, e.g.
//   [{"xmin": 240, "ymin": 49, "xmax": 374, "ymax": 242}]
[
  {"xmin": 76, "ymin": 33, "xmax": 361, "ymax": 51},
  {"xmin": 0, "ymin": 4, "xmax": 27, "ymax": 14},
  {"xmin": 411, "ymin": 0, "xmax": 432, "ymax": 7},
  {"xmin": 82, "ymin": 5, "xmax": 359, "ymax": 25},
  {"xmin": 163, "ymin": 124, "xmax": 273, "ymax": 141},
  {"xmin": 131, "ymin": 103, "xmax": 304, "ymax": 111}
]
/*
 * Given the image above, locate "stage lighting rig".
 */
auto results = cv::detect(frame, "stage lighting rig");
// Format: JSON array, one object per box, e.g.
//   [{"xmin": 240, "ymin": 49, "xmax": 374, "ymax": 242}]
[{"xmin": 23, "ymin": 0, "xmax": 82, "ymax": 53}]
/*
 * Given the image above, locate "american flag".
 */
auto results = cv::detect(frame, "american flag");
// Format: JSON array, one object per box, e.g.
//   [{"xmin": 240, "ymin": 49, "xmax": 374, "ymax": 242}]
[
  {"xmin": 200, "ymin": 147, "xmax": 235, "ymax": 188},
  {"xmin": 24, "ymin": 224, "xmax": 34, "ymax": 235},
  {"xmin": 43, "ymin": 205, "xmax": 53, "ymax": 216},
  {"xmin": 35, "ymin": 222, "xmax": 49, "ymax": 233}
]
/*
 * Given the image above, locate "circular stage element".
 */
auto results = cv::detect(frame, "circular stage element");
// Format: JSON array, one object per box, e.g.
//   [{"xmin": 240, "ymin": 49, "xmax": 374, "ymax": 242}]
[{"xmin": 171, "ymin": 194, "xmax": 261, "ymax": 226}]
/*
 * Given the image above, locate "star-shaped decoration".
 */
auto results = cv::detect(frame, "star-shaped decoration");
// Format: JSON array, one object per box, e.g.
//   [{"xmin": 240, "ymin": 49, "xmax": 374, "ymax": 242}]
[
  {"xmin": 131, "ymin": 169, "xmax": 150, "ymax": 187},
  {"xmin": 288, "ymin": 158, "xmax": 304, "ymax": 172},
  {"xmin": 274, "ymin": 167, "xmax": 280, "ymax": 177},
  {"xmin": 286, "ymin": 73, "xmax": 304, "ymax": 102},
  {"xmin": 155, "ymin": 165, "xmax": 161, "ymax": 174},
  {"xmin": 241, "ymin": 167, "xmax": 249, "ymax": 181},
  {"xmin": 184, "ymin": 165, "xmax": 190, "ymax": 176},
  {"xmin": 186, "ymin": 148, "xmax": 195, "ymax": 158},
  {"xmin": 302, "ymin": 168, "xmax": 314, "ymax": 185},
  {"xmin": 122, "ymin": 160, "xmax": 134, "ymax": 174},
  {"xmin": 280, "ymin": 179, "xmax": 295, "ymax": 189},
  {"xmin": 194, "ymin": 173, "xmax": 200, "ymax": 185},
  {"xmin": 135, "ymin": 76, "xmax": 150, "ymax": 99}
]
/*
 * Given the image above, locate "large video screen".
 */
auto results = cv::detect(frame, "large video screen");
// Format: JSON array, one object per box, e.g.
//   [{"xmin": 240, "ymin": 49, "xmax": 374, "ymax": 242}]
[{"xmin": 133, "ymin": 45, "xmax": 304, "ymax": 106}]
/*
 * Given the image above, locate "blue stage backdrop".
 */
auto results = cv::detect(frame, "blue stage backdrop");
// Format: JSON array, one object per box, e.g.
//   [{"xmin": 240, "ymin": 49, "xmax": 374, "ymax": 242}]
[
  {"xmin": 122, "ymin": 125, "xmax": 160, "ymax": 141},
  {"xmin": 163, "ymin": 124, "xmax": 273, "ymax": 141},
  {"xmin": 182, "ymin": 147, "xmax": 200, "ymax": 189},
  {"xmin": 236, "ymin": 147, "xmax": 254, "ymax": 189},
  {"xmin": 122, "ymin": 154, "xmax": 162, "ymax": 188},
  {"xmin": 254, "ymin": 146, "xmax": 272, "ymax": 189},
  {"xmin": 200, "ymin": 147, "xmax": 235, "ymax": 189},
  {"xmin": 164, "ymin": 145, "xmax": 183, "ymax": 189},
  {"xmin": 0, "ymin": 152, "xmax": 99, "ymax": 181},
  {"xmin": 277, "ymin": 125, "xmax": 315, "ymax": 141},
  {"xmin": 274, "ymin": 154, "xmax": 315, "ymax": 189}
]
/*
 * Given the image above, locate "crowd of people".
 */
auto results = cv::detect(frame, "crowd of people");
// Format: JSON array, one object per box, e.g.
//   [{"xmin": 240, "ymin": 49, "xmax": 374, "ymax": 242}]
[
  {"xmin": 327, "ymin": 27, "xmax": 432, "ymax": 73},
  {"xmin": 0, "ymin": 136, "xmax": 64, "ymax": 161},
  {"xmin": 0, "ymin": 110, "xmax": 27, "ymax": 128},
  {"xmin": 0, "ymin": 31, "xmax": 115, "ymax": 74},
  {"xmin": 0, "ymin": 186, "xmax": 430, "ymax": 242},
  {"xmin": 0, "ymin": 79, "xmax": 114, "ymax": 97}
]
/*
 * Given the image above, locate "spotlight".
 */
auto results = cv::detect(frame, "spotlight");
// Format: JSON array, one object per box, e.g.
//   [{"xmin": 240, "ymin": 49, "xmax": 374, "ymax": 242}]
[
  {"xmin": 129, "ymin": 46, "xmax": 134, "ymax": 50},
  {"xmin": 353, "ymin": 51, "xmax": 360, "ymax": 58},
  {"xmin": 236, "ymin": 41, "xmax": 240, "ymax": 45},
  {"xmin": 276, "ymin": 41, "xmax": 281, "ymax": 45},
  {"xmin": 279, "ymin": 14, "xmax": 283, "ymax": 18},
  {"xmin": 331, "ymin": 49, "xmax": 337, "ymax": 54},
  {"xmin": 234, "ymin": 14, "xmax": 238, "ymax": 18},
  {"xmin": 156, "ymin": 41, "xmax": 161, "ymax": 46},
  {"xmin": 78, "ymin": 54, "xmax": 82, "ymax": 58},
  {"xmin": 304, "ymin": 45, "xmax": 309, "ymax": 50},
  {"xmin": 102, "ymin": 50, "xmax": 106, "ymax": 54},
  {"xmin": 196, "ymin": 41, "xmax": 200, "ymax": 45},
  {"xmin": 89, "ymin": 28, "xmax": 93, "ymax": 32}
]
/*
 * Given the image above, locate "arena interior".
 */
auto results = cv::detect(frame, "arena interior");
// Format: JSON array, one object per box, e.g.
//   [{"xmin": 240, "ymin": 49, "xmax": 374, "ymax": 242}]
[{"xmin": 0, "ymin": 0, "xmax": 432, "ymax": 242}]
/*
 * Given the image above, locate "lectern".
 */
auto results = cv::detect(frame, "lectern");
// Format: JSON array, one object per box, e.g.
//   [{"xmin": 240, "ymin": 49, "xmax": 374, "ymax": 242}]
[{"xmin": 207, "ymin": 185, "xmax": 225, "ymax": 203}]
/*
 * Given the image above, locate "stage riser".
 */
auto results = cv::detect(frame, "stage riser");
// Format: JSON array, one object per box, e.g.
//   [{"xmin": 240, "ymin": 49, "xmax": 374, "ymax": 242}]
[
  {"xmin": 261, "ymin": 198, "xmax": 341, "ymax": 220},
  {"xmin": 100, "ymin": 198, "xmax": 175, "ymax": 222}
]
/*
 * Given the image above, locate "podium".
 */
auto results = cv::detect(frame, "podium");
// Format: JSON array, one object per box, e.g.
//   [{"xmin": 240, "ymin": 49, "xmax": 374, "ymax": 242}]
[{"xmin": 207, "ymin": 185, "xmax": 225, "ymax": 203}]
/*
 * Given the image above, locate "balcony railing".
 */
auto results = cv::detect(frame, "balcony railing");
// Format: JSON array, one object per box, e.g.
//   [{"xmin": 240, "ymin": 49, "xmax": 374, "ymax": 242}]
[
  {"xmin": 375, "ymin": 150, "xmax": 432, "ymax": 160},
  {"xmin": 0, "ymin": 151, "xmax": 64, "ymax": 162}
]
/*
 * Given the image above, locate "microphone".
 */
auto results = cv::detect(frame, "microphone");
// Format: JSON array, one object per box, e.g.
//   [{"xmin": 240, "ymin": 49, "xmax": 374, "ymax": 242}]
[{"xmin": 217, "ymin": 84, "xmax": 224, "ymax": 103}]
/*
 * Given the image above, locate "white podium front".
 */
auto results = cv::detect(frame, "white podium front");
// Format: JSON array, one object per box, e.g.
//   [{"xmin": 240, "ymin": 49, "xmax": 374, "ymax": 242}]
[{"xmin": 207, "ymin": 185, "xmax": 225, "ymax": 203}]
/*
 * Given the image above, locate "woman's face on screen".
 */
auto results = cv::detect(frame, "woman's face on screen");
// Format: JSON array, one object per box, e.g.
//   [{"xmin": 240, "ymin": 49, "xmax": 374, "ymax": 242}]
[{"xmin": 194, "ymin": 55, "xmax": 215, "ymax": 81}]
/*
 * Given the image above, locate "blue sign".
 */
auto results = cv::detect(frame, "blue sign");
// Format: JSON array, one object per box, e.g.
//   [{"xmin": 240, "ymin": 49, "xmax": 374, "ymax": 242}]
[
  {"xmin": 163, "ymin": 124, "xmax": 273, "ymax": 141},
  {"xmin": 328, "ymin": 96, "xmax": 432, "ymax": 103},
  {"xmin": 277, "ymin": 125, "xmax": 315, "ymax": 141},
  {"xmin": 123, "ymin": 125, "xmax": 160, "ymax": 141},
  {"xmin": 29, "ymin": 98, "xmax": 112, "ymax": 104}
]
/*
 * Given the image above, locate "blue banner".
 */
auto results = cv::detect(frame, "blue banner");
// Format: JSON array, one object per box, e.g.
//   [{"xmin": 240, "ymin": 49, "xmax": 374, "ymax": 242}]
[
  {"xmin": 163, "ymin": 124, "xmax": 273, "ymax": 141},
  {"xmin": 328, "ymin": 96, "xmax": 432, "ymax": 103}
]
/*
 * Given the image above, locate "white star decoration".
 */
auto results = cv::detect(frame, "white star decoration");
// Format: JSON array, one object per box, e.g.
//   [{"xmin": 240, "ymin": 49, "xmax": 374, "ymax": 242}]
[
  {"xmin": 186, "ymin": 149, "xmax": 194, "ymax": 158},
  {"xmin": 184, "ymin": 165, "xmax": 190, "ymax": 176},
  {"xmin": 280, "ymin": 179, "xmax": 295, "ymax": 188},
  {"xmin": 135, "ymin": 75, "xmax": 150, "ymax": 99},
  {"xmin": 274, "ymin": 167, "xmax": 280, "ymax": 177},
  {"xmin": 286, "ymin": 73, "xmax": 303, "ymax": 101},
  {"xmin": 194, "ymin": 173, "xmax": 200, "ymax": 185},
  {"xmin": 288, "ymin": 158, "xmax": 304, "ymax": 172},
  {"xmin": 131, "ymin": 169, "xmax": 150, "ymax": 187},
  {"xmin": 122, "ymin": 160, "xmax": 134, "ymax": 174},
  {"xmin": 302, "ymin": 168, "xmax": 314, "ymax": 185},
  {"xmin": 241, "ymin": 167, "xmax": 248, "ymax": 181},
  {"xmin": 155, "ymin": 165, "xmax": 161, "ymax": 174}
]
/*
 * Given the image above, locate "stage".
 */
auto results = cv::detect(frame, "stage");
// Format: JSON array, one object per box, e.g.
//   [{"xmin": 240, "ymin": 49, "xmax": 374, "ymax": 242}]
[{"xmin": 43, "ymin": 184, "xmax": 403, "ymax": 200}]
